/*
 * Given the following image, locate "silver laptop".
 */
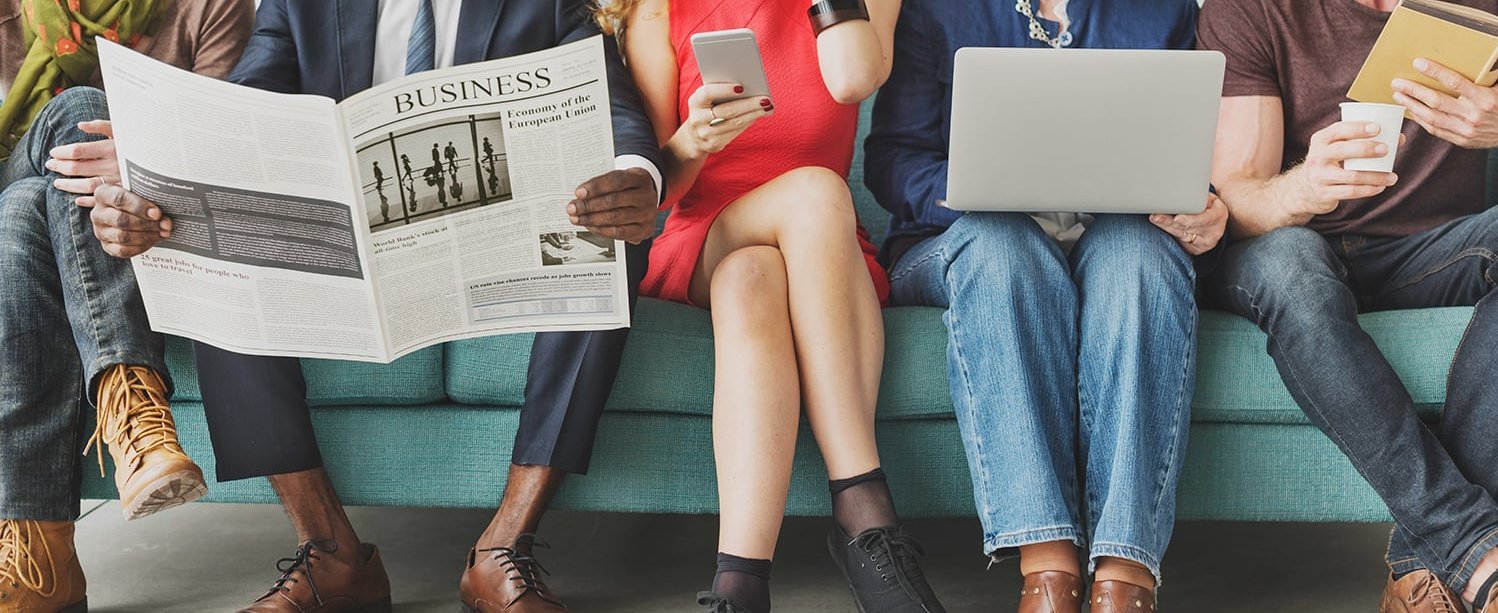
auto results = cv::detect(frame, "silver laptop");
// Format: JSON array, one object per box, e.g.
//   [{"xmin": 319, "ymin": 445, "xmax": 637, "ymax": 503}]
[{"xmin": 945, "ymin": 48, "xmax": 1225, "ymax": 215}]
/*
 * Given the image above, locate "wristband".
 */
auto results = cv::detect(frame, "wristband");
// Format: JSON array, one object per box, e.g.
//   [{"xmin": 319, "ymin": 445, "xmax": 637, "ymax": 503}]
[{"xmin": 809, "ymin": 0, "xmax": 870, "ymax": 36}]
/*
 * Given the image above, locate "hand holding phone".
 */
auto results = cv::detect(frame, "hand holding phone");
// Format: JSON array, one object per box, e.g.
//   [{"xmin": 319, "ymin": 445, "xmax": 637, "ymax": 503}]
[
  {"xmin": 691, "ymin": 29, "xmax": 772, "ymax": 104},
  {"xmin": 678, "ymin": 29, "xmax": 775, "ymax": 157}
]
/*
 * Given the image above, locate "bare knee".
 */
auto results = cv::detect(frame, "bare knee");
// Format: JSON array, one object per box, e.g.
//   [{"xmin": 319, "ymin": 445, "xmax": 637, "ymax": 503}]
[
  {"xmin": 710, "ymin": 246, "xmax": 790, "ymax": 328},
  {"xmin": 772, "ymin": 166, "xmax": 858, "ymax": 240}
]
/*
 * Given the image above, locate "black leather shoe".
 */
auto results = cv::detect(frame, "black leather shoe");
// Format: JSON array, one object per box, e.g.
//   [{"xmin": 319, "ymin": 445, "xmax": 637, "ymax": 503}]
[
  {"xmin": 827, "ymin": 525, "xmax": 946, "ymax": 613},
  {"xmin": 697, "ymin": 591, "xmax": 755, "ymax": 613}
]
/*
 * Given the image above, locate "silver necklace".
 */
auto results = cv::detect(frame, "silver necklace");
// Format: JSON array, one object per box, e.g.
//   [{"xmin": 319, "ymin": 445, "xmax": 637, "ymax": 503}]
[{"xmin": 1015, "ymin": 0, "xmax": 1074, "ymax": 48}]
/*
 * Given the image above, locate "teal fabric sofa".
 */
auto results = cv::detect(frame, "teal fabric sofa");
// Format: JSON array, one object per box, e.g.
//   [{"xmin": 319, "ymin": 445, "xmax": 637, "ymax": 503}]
[{"xmin": 83, "ymin": 105, "xmax": 1474, "ymax": 525}]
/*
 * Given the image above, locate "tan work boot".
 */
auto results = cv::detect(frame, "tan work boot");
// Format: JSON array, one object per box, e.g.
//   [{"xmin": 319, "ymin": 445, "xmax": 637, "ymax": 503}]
[
  {"xmin": 0, "ymin": 520, "xmax": 87, "ymax": 612},
  {"xmin": 85, "ymin": 365, "xmax": 207, "ymax": 521}
]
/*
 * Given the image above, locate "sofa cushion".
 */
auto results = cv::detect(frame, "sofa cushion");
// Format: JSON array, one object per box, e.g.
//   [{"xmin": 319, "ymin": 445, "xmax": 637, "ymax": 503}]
[
  {"xmin": 165, "ymin": 336, "xmax": 447, "ymax": 406},
  {"xmin": 1193, "ymin": 307, "xmax": 1469, "ymax": 424},
  {"xmin": 449, "ymin": 299, "xmax": 1473, "ymax": 426}
]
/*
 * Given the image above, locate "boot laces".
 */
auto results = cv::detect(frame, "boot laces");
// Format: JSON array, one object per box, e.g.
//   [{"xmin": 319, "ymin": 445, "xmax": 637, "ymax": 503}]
[
  {"xmin": 852, "ymin": 528, "xmax": 930, "ymax": 606},
  {"xmin": 0, "ymin": 520, "xmax": 58, "ymax": 599},
  {"xmin": 476, "ymin": 533, "xmax": 564, "ymax": 608},
  {"xmin": 83, "ymin": 366, "xmax": 184, "ymax": 477}
]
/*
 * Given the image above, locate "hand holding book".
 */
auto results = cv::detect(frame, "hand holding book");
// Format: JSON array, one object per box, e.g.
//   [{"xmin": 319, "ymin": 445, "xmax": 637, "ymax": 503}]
[
  {"xmin": 1392, "ymin": 57, "xmax": 1498, "ymax": 148},
  {"xmin": 1349, "ymin": 0, "xmax": 1498, "ymax": 148}
]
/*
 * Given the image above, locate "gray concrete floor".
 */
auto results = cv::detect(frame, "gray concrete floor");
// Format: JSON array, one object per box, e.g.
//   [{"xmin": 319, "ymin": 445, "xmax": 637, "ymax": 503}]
[{"xmin": 72, "ymin": 501, "xmax": 1393, "ymax": 612}]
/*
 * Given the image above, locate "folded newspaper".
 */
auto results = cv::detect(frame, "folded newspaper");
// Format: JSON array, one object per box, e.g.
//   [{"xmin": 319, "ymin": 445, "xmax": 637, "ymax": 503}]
[{"xmin": 97, "ymin": 36, "xmax": 629, "ymax": 364}]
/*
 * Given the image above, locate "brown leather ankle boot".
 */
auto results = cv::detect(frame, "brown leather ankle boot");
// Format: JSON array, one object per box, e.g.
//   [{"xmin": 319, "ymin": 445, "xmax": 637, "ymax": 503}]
[
  {"xmin": 86, "ymin": 365, "xmax": 207, "ymax": 521},
  {"xmin": 1018, "ymin": 571, "xmax": 1083, "ymax": 613},
  {"xmin": 0, "ymin": 520, "xmax": 87, "ymax": 613},
  {"xmin": 1090, "ymin": 580, "xmax": 1156, "ymax": 613}
]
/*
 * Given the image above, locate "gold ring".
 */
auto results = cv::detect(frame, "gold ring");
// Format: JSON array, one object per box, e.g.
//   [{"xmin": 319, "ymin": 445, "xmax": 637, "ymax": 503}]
[{"xmin": 708, "ymin": 107, "xmax": 727, "ymax": 127}]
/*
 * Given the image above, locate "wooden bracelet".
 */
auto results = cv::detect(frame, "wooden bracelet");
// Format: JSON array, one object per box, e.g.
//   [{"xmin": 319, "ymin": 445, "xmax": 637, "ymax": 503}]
[{"xmin": 809, "ymin": 0, "xmax": 870, "ymax": 36}]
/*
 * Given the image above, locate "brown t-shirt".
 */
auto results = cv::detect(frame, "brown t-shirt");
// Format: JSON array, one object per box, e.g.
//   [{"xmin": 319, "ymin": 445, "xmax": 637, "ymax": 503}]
[
  {"xmin": 0, "ymin": 0, "xmax": 254, "ymax": 89},
  {"xmin": 1198, "ymin": 0, "xmax": 1494, "ymax": 238}
]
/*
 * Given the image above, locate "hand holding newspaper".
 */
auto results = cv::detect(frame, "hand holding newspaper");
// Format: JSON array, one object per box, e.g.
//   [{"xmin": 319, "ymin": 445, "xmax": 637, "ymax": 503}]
[{"xmin": 97, "ymin": 36, "xmax": 630, "ymax": 363}]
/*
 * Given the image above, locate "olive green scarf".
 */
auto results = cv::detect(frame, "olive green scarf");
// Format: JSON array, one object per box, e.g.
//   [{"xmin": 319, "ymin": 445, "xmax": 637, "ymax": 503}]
[{"xmin": 0, "ymin": 0, "xmax": 163, "ymax": 159}]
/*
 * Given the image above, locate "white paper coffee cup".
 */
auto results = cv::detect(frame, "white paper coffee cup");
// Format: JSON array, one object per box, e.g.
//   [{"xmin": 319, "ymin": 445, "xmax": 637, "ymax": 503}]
[{"xmin": 1339, "ymin": 102, "xmax": 1405, "ymax": 173}]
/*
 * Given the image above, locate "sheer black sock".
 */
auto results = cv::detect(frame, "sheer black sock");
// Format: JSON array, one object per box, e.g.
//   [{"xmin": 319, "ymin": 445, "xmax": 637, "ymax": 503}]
[
  {"xmin": 829, "ymin": 468, "xmax": 899, "ymax": 537},
  {"xmin": 712, "ymin": 552, "xmax": 772, "ymax": 613},
  {"xmin": 1473, "ymin": 571, "xmax": 1498, "ymax": 609}
]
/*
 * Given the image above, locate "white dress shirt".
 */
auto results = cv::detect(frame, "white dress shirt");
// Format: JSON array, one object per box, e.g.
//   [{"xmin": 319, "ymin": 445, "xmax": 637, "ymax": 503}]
[
  {"xmin": 373, "ymin": 0, "xmax": 464, "ymax": 86},
  {"xmin": 372, "ymin": 0, "xmax": 663, "ymax": 201}
]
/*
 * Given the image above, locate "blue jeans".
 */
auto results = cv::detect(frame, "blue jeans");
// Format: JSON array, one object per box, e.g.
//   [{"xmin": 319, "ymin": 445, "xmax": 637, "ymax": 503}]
[
  {"xmin": 0, "ymin": 87, "xmax": 169, "ymax": 521},
  {"xmin": 1206, "ymin": 209, "xmax": 1498, "ymax": 593},
  {"xmin": 888, "ymin": 213, "xmax": 1198, "ymax": 581}
]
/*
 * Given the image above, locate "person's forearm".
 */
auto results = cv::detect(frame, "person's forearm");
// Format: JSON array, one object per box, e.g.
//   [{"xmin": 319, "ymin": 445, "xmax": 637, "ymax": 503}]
[
  {"xmin": 660, "ymin": 124, "xmax": 708, "ymax": 207},
  {"xmin": 816, "ymin": 21, "xmax": 889, "ymax": 104},
  {"xmin": 814, "ymin": 0, "xmax": 895, "ymax": 105},
  {"xmin": 1217, "ymin": 164, "xmax": 1318, "ymax": 239}
]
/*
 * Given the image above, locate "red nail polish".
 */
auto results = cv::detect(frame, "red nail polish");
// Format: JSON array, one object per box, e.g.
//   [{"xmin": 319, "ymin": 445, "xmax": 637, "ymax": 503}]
[
  {"xmin": 760, "ymin": 99, "xmax": 772, "ymax": 107},
  {"xmin": 766, "ymin": 104, "xmax": 775, "ymax": 112},
  {"xmin": 734, "ymin": 86, "xmax": 744, "ymax": 94}
]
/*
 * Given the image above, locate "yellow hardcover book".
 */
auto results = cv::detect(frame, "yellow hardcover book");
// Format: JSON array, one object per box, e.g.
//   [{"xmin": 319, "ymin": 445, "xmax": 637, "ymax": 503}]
[{"xmin": 1347, "ymin": 0, "xmax": 1498, "ymax": 106}]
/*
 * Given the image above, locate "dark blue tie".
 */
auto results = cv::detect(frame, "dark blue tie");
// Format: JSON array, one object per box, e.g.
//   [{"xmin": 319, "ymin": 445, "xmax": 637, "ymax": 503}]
[{"xmin": 405, "ymin": 0, "xmax": 437, "ymax": 75}]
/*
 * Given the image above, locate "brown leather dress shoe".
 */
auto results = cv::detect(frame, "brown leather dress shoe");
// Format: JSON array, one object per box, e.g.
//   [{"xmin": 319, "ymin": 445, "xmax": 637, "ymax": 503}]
[
  {"xmin": 0, "ymin": 521, "xmax": 86, "ymax": 613},
  {"xmin": 459, "ymin": 534, "xmax": 567, "ymax": 612},
  {"xmin": 1380, "ymin": 571, "xmax": 1463, "ymax": 613},
  {"xmin": 240, "ymin": 541, "xmax": 391, "ymax": 613},
  {"xmin": 87, "ymin": 365, "xmax": 207, "ymax": 521},
  {"xmin": 1089, "ymin": 580, "xmax": 1156, "ymax": 613},
  {"xmin": 1018, "ymin": 571, "xmax": 1082, "ymax": 613}
]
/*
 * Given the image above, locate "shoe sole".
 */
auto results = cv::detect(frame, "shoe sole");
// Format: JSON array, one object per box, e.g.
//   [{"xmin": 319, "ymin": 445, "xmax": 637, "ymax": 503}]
[{"xmin": 122, "ymin": 469, "xmax": 208, "ymax": 521}]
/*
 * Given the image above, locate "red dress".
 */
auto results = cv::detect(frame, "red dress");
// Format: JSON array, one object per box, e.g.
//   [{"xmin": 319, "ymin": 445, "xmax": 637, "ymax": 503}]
[{"xmin": 640, "ymin": 0, "xmax": 891, "ymax": 306}]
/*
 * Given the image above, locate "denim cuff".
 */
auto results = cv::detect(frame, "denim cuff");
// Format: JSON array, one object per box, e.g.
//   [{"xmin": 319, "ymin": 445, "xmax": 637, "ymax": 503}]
[
  {"xmin": 1387, "ymin": 556, "xmax": 1426, "ymax": 578},
  {"xmin": 1090, "ymin": 541, "xmax": 1165, "ymax": 586},
  {"xmin": 1447, "ymin": 527, "xmax": 1498, "ymax": 594},
  {"xmin": 983, "ymin": 525, "xmax": 1086, "ymax": 565},
  {"xmin": 84, "ymin": 355, "xmax": 175, "ymax": 407}
]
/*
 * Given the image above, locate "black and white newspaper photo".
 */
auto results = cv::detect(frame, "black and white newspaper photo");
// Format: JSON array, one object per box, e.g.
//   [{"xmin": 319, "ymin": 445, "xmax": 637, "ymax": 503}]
[{"xmin": 98, "ymin": 36, "xmax": 629, "ymax": 363}]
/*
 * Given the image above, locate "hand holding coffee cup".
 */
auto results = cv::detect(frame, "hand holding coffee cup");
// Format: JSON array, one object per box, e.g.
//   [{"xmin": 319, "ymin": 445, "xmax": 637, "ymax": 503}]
[
  {"xmin": 1340, "ymin": 102, "xmax": 1406, "ymax": 172},
  {"xmin": 1297, "ymin": 109, "xmax": 1405, "ymax": 214}
]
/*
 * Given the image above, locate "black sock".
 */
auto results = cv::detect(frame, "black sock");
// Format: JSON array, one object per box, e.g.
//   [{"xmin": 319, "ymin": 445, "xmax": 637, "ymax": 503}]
[
  {"xmin": 1474, "ymin": 571, "xmax": 1498, "ymax": 609},
  {"xmin": 713, "ymin": 552, "xmax": 772, "ymax": 613},
  {"xmin": 829, "ymin": 468, "xmax": 899, "ymax": 537},
  {"xmin": 1391, "ymin": 568, "xmax": 1415, "ymax": 581}
]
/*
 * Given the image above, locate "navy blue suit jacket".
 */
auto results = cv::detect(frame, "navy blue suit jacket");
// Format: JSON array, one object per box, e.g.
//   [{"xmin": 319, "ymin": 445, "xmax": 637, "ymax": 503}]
[{"xmin": 229, "ymin": 0, "xmax": 660, "ymax": 169}]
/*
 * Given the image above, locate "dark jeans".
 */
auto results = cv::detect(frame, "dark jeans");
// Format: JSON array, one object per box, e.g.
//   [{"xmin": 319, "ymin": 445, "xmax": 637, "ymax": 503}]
[
  {"xmin": 0, "ymin": 88, "xmax": 171, "ymax": 521},
  {"xmin": 1206, "ymin": 208, "xmax": 1498, "ymax": 593},
  {"xmin": 200, "ymin": 239, "xmax": 652, "ymax": 481}
]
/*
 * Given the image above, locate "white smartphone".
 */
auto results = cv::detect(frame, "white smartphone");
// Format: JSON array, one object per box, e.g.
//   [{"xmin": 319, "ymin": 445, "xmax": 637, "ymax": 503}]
[{"xmin": 690, "ymin": 28, "xmax": 771, "ymax": 103}]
